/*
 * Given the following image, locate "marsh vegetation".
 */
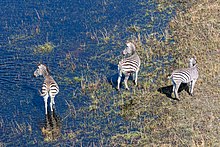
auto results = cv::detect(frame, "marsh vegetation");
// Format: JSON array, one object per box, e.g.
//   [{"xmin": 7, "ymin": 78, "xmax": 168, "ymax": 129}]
[{"xmin": 0, "ymin": 0, "xmax": 219, "ymax": 146}]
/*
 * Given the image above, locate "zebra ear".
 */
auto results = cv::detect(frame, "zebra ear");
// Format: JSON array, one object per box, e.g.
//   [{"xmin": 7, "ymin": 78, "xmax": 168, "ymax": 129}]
[{"xmin": 36, "ymin": 62, "xmax": 41, "ymax": 67}]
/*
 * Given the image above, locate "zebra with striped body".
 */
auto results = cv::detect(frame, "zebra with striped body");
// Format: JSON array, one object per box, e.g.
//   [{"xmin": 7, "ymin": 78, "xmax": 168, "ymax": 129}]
[
  {"xmin": 34, "ymin": 64, "xmax": 59, "ymax": 114},
  {"xmin": 168, "ymin": 58, "xmax": 198, "ymax": 100},
  {"xmin": 117, "ymin": 42, "xmax": 141, "ymax": 90}
]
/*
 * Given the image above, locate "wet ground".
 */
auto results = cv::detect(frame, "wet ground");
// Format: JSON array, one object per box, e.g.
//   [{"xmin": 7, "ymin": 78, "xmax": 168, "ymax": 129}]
[{"xmin": 0, "ymin": 0, "xmax": 178, "ymax": 146}]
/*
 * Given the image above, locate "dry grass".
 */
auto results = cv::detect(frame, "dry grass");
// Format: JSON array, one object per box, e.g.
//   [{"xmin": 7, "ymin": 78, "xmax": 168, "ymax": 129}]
[{"xmin": 165, "ymin": 0, "xmax": 220, "ymax": 145}]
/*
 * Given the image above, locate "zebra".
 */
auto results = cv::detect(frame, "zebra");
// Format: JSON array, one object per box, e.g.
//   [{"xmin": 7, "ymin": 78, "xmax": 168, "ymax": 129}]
[
  {"xmin": 34, "ymin": 64, "xmax": 59, "ymax": 114},
  {"xmin": 117, "ymin": 42, "xmax": 141, "ymax": 90},
  {"xmin": 168, "ymin": 58, "xmax": 199, "ymax": 100}
]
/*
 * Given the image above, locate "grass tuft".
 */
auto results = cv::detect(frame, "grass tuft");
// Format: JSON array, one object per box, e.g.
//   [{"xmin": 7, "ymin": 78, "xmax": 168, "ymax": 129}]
[{"xmin": 34, "ymin": 42, "xmax": 55, "ymax": 54}]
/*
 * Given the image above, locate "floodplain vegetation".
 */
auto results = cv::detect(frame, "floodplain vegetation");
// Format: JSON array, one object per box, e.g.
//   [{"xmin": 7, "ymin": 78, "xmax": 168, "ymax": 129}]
[
  {"xmin": 79, "ymin": 0, "xmax": 220, "ymax": 146},
  {"xmin": 34, "ymin": 42, "xmax": 55, "ymax": 54},
  {"xmin": 3, "ymin": 0, "xmax": 219, "ymax": 146}
]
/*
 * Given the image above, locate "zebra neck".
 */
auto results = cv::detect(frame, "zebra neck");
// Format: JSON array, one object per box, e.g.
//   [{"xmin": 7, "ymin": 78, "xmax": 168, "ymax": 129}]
[
  {"xmin": 42, "ymin": 69, "xmax": 49, "ymax": 78},
  {"xmin": 125, "ymin": 51, "xmax": 136, "ymax": 57},
  {"xmin": 130, "ymin": 52, "xmax": 138, "ymax": 58},
  {"xmin": 132, "ymin": 51, "xmax": 137, "ymax": 55},
  {"xmin": 191, "ymin": 64, "xmax": 197, "ymax": 69},
  {"xmin": 43, "ymin": 75, "xmax": 51, "ymax": 81},
  {"xmin": 127, "ymin": 51, "xmax": 136, "ymax": 56}
]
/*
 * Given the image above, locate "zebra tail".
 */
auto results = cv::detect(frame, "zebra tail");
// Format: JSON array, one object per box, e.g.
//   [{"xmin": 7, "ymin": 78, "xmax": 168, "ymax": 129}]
[{"xmin": 38, "ymin": 89, "xmax": 44, "ymax": 96}]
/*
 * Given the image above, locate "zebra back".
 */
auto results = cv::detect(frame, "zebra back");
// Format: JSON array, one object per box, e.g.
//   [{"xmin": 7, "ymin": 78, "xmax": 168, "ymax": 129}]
[
  {"xmin": 171, "ymin": 63, "xmax": 198, "ymax": 83},
  {"xmin": 119, "ymin": 42, "xmax": 140, "ymax": 74},
  {"xmin": 119, "ymin": 53, "xmax": 140, "ymax": 73}
]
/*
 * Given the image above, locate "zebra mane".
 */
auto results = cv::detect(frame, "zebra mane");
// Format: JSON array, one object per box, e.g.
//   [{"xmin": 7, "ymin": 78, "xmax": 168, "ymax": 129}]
[{"xmin": 38, "ymin": 63, "xmax": 50, "ymax": 75}]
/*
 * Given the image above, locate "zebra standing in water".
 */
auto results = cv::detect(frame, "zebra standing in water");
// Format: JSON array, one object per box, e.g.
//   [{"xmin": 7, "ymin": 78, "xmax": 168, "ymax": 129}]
[
  {"xmin": 168, "ymin": 58, "xmax": 199, "ymax": 100},
  {"xmin": 34, "ymin": 64, "xmax": 59, "ymax": 114},
  {"xmin": 117, "ymin": 42, "xmax": 141, "ymax": 90}
]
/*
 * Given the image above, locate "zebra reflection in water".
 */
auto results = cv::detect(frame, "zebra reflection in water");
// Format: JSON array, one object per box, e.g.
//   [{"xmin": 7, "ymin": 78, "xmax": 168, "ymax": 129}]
[
  {"xmin": 41, "ymin": 110, "xmax": 61, "ymax": 141},
  {"xmin": 168, "ymin": 58, "xmax": 199, "ymax": 100},
  {"xmin": 34, "ymin": 64, "xmax": 59, "ymax": 114},
  {"xmin": 117, "ymin": 42, "xmax": 141, "ymax": 90}
]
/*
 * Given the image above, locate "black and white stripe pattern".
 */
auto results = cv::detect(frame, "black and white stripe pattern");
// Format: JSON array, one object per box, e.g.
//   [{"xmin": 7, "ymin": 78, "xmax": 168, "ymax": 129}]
[
  {"xmin": 117, "ymin": 42, "xmax": 141, "ymax": 90},
  {"xmin": 168, "ymin": 58, "xmax": 199, "ymax": 100},
  {"xmin": 34, "ymin": 64, "xmax": 59, "ymax": 114}
]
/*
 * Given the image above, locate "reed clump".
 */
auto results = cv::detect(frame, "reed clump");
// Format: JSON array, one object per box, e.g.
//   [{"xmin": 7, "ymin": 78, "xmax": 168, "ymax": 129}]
[{"xmin": 34, "ymin": 42, "xmax": 55, "ymax": 54}]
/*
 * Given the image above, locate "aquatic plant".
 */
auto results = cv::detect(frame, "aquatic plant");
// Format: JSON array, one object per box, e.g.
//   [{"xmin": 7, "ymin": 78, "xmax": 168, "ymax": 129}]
[{"xmin": 34, "ymin": 42, "xmax": 55, "ymax": 54}]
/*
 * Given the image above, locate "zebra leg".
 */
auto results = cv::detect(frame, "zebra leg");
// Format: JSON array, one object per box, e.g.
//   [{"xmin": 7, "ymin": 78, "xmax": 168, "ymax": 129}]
[
  {"xmin": 190, "ymin": 80, "xmax": 197, "ymax": 96},
  {"xmin": 43, "ymin": 93, "xmax": 49, "ymax": 115},
  {"xmin": 50, "ymin": 96, "xmax": 55, "ymax": 112},
  {"xmin": 133, "ymin": 70, "xmax": 139, "ymax": 86},
  {"xmin": 117, "ymin": 70, "xmax": 122, "ymax": 90},
  {"xmin": 188, "ymin": 81, "xmax": 192, "ymax": 94},
  {"xmin": 49, "ymin": 90, "xmax": 56, "ymax": 111},
  {"xmin": 174, "ymin": 82, "xmax": 181, "ymax": 100},
  {"xmin": 171, "ymin": 84, "xmax": 175, "ymax": 98},
  {"xmin": 52, "ymin": 98, "xmax": 55, "ymax": 105},
  {"xmin": 170, "ymin": 80, "xmax": 175, "ymax": 98},
  {"xmin": 124, "ymin": 73, "xmax": 130, "ymax": 90}
]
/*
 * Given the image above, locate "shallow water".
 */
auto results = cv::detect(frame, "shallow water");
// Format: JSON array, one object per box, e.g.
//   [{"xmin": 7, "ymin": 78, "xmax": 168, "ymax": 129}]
[{"xmin": 0, "ymin": 0, "xmax": 177, "ymax": 146}]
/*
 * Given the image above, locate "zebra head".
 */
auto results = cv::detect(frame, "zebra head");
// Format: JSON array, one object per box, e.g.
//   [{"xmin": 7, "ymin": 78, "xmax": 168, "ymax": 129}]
[
  {"xmin": 189, "ymin": 58, "xmax": 197, "ymax": 67},
  {"xmin": 122, "ymin": 42, "xmax": 136, "ymax": 55},
  {"xmin": 34, "ymin": 64, "xmax": 49, "ymax": 77}
]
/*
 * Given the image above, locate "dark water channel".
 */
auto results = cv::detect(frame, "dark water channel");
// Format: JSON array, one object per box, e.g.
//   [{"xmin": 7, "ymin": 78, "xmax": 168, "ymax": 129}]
[{"xmin": 0, "ymin": 0, "xmax": 177, "ymax": 146}]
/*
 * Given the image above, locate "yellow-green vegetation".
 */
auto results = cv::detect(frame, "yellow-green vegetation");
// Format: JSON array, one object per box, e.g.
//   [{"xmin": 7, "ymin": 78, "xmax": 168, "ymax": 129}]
[
  {"xmin": 82, "ymin": 0, "xmax": 219, "ymax": 146},
  {"xmin": 34, "ymin": 42, "xmax": 55, "ymax": 54},
  {"xmin": 127, "ymin": 25, "xmax": 141, "ymax": 33},
  {"xmin": 41, "ymin": 114, "xmax": 62, "ymax": 142}
]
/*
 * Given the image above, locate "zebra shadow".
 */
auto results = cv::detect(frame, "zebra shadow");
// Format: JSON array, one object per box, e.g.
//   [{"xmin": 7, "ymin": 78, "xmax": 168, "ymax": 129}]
[
  {"xmin": 107, "ymin": 73, "xmax": 118, "ymax": 89},
  {"xmin": 40, "ymin": 109, "xmax": 62, "ymax": 141},
  {"xmin": 107, "ymin": 63, "xmax": 118, "ymax": 89},
  {"xmin": 157, "ymin": 83, "xmax": 189, "ymax": 100}
]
